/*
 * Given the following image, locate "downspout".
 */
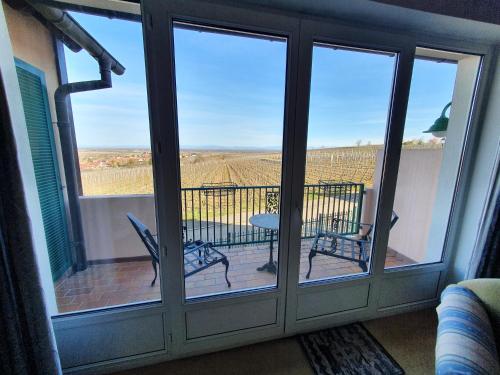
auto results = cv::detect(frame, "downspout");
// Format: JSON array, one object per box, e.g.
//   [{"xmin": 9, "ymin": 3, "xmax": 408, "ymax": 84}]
[
  {"xmin": 54, "ymin": 62, "xmax": 112, "ymax": 271},
  {"xmin": 53, "ymin": 38, "xmax": 83, "ymax": 196},
  {"xmin": 27, "ymin": 2, "xmax": 125, "ymax": 271}
]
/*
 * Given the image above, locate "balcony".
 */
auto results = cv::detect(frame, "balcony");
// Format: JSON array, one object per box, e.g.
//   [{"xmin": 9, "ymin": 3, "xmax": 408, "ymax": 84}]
[
  {"xmin": 55, "ymin": 241, "xmax": 413, "ymax": 313},
  {"xmin": 54, "ymin": 180, "xmax": 420, "ymax": 313},
  {"xmin": 49, "ymin": 144, "xmax": 444, "ymax": 314}
]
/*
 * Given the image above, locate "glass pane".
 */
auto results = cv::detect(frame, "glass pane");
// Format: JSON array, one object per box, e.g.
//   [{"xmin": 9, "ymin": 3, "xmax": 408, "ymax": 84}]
[
  {"xmin": 61, "ymin": 14, "xmax": 160, "ymax": 313},
  {"xmin": 6, "ymin": 6, "xmax": 161, "ymax": 314},
  {"xmin": 173, "ymin": 23, "xmax": 287, "ymax": 299},
  {"xmin": 299, "ymin": 43, "xmax": 396, "ymax": 283},
  {"xmin": 385, "ymin": 48, "xmax": 480, "ymax": 269}
]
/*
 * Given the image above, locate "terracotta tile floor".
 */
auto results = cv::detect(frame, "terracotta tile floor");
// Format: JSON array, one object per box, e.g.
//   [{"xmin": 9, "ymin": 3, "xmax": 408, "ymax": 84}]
[{"xmin": 55, "ymin": 240, "xmax": 414, "ymax": 314}]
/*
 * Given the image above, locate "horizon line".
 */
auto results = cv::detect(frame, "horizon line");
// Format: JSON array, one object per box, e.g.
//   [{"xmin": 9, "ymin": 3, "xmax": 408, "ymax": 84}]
[{"xmin": 78, "ymin": 144, "xmax": 391, "ymax": 151}]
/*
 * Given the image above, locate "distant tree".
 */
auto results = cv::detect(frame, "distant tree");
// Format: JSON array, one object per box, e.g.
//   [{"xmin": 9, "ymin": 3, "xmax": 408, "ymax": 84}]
[{"xmin": 355, "ymin": 140, "xmax": 362, "ymax": 147}]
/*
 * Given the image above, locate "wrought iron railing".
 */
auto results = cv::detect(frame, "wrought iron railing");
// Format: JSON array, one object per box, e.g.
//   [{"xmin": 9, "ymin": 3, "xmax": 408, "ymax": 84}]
[{"xmin": 181, "ymin": 182, "xmax": 364, "ymax": 247}]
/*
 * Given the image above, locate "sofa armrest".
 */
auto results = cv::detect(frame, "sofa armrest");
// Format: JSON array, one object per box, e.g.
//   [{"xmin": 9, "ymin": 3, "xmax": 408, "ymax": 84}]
[
  {"xmin": 436, "ymin": 285, "xmax": 500, "ymax": 374},
  {"xmin": 459, "ymin": 278, "xmax": 500, "ymax": 349}
]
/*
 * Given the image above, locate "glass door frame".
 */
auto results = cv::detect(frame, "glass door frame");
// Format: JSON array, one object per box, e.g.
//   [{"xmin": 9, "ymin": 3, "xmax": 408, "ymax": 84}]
[
  {"xmin": 283, "ymin": 18, "xmax": 492, "ymax": 335},
  {"xmin": 141, "ymin": 0, "xmax": 301, "ymax": 357},
  {"xmin": 284, "ymin": 18, "xmax": 416, "ymax": 334}
]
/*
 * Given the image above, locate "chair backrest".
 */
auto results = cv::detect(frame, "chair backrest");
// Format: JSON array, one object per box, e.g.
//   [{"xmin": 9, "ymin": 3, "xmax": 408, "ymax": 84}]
[
  {"xmin": 127, "ymin": 213, "xmax": 159, "ymax": 263},
  {"xmin": 390, "ymin": 211, "xmax": 399, "ymax": 229},
  {"xmin": 363, "ymin": 210, "xmax": 399, "ymax": 239},
  {"xmin": 265, "ymin": 191, "xmax": 280, "ymax": 214}
]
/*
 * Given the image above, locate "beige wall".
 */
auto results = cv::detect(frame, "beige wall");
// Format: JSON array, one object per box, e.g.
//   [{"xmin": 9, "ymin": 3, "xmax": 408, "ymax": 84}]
[
  {"xmin": 372, "ymin": 148, "xmax": 442, "ymax": 262},
  {"xmin": 3, "ymin": 2, "xmax": 70, "ymax": 215},
  {"xmin": 3, "ymin": 2, "xmax": 59, "ymax": 122},
  {"xmin": 0, "ymin": 2, "xmax": 58, "ymax": 314}
]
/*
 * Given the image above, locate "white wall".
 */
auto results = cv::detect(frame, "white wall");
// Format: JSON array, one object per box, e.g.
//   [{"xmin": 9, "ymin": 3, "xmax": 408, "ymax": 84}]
[
  {"xmin": 82, "ymin": 148, "xmax": 442, "ymax": 263},
  {"xmin": 388, "ymin": 149, "xmax": 442, "ymax": 262},
  {"xmin": 80, "ymin": 195, "xmax": 156, "ymax": 261},
  {"xmin": 425, "ymin": 55, "xmax": 481, "ymax": 264},
  {"xmin": 368, "ymin": 54, "xmax": 482, "ymax": 266},
  {"xmin": 448, "ymin": 53, "xmax": 500, "ymax": 283},
  {"xmin": 371, "ymin": 148, "xmax": 442, "ymax": 262}
]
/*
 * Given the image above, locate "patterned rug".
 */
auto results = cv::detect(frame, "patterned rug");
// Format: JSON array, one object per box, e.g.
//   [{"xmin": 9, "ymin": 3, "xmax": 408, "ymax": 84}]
[{"xmin": 298, "ymin": 323, "xmax": 405, "ymax": 375}]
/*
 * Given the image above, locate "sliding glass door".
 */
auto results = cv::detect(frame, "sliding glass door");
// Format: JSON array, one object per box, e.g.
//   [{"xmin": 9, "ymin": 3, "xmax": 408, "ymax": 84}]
[
  {"xmin": 142, "ymin": 0, "xmax": 424, "ymax": 343},
  {"xmin": 141, "ymin": 0, "xmax": 300, "ymax": 354},
  {"xmin": 284, "ymin": 19, "xmax": 415, "ymax": 331},
  {"xmin": 298, "ymin": 43, "xmax": 397, "ymax": 283},
  {"xmin": 22, "ymin": 0, "xmax": 486, "ymax": 369},
  {"xmin": 173, "ymin": 22, "xmax": 288, "ymax": 299}
]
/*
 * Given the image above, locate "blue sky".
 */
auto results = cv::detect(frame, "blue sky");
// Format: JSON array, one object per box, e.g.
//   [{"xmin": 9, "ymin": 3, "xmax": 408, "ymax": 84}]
[{"xmin": 66, "ymin": 14, "xmax": 457, "ymax": 149}]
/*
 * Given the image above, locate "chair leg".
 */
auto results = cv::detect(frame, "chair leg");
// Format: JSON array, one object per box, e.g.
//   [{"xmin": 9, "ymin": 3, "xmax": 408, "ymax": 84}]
[
  {"xmin": 357, "ymin": 242, "xmax": 368, "ymax": 272},
  {"xmin": 357, "ymin": 241, "xmax": 362, "ymax": 260},
  {"xmin": 331, "ymin": 238, "xmax": 338, "ymax": 253},
  {"xmin": 306, "ymin": 250, "xmax": 317, "ymax": 279},
  {"xmin": 222, "ymin": 258, "xmax": 231, "ymax": 288},
  {"xmin": 359, "ymin": 260, "xmax": 368, "ymax": 273},
  {"xmin": 151, "ymin": 260, "xmax": 158, "ymax": 286}
]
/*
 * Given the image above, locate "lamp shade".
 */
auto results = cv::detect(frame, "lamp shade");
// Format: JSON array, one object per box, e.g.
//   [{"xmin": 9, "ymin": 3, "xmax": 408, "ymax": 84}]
[{"xmin": 424, "ymin": 102, "xmax": 452, "ymax": 138}]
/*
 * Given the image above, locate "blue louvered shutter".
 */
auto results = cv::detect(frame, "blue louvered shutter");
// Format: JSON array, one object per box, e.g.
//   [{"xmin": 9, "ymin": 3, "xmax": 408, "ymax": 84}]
[{"xmin": 15, "ymin": 58, "xmax": 72, "ymax": 281}]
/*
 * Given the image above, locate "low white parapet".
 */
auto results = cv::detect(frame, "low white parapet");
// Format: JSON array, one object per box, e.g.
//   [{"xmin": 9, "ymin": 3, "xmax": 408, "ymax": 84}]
[
  {"xmin": 80, "ymin": 194, "xmax": 156, "ymax": 261},
  {"xmin": 79, "ymin": 148, "xmax": 441, "ymax": 264}
]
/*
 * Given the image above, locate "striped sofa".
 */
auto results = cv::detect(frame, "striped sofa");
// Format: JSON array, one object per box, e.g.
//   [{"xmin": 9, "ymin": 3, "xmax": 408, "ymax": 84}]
[{"xmin": 436, "ymin": 279, "xmax": 500, "ymax": 375}]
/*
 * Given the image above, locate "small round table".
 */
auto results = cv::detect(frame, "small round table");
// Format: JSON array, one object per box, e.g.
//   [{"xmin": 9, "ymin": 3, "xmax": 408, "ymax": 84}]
[{"xmin": 249, "ymin": 213, "xmax": 279, "ymax": 274}]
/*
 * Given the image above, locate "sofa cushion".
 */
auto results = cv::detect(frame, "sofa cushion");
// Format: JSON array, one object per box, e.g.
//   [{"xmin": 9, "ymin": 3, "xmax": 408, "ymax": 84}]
[{"xmin": 436, "ymin": 285, "xmax": 500, "ymax": 375}]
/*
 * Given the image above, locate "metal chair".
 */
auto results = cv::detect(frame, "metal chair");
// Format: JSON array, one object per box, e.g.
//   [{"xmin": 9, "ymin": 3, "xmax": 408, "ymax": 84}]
[
  {"xmin": 127, "ymin": 213, "xmax": 231, "ymax": 288},
  {"xmin": 127, "ymin": 213, "xmax": 160, "ymax": 286},
  {"xmin": 305, "ymin": 211, "xmax": 399, "ymax": 278}
]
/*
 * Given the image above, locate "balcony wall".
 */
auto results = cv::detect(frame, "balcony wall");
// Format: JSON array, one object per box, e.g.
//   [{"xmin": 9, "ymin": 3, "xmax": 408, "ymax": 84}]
[
  {"xmin": 80, "ymin": 194, "xmax": 156, "ymax": 261},
  {"xmin": 372, "ymin": 148, "xmax": 443, "ymax": 263},
  {"xmin": 80, "ymin": 148, "xmax": 441, "ymax": 262}
]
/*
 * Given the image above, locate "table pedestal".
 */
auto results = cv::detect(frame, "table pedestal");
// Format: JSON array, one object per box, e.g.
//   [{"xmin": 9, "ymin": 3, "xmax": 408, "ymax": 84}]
[
  {"xmin": 257, "ymin": 230, "xmax": 277, "ymax": 274},
  {"xmin": 249, "ymin": 213, "xmax": 280, "ymax": 275}
]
